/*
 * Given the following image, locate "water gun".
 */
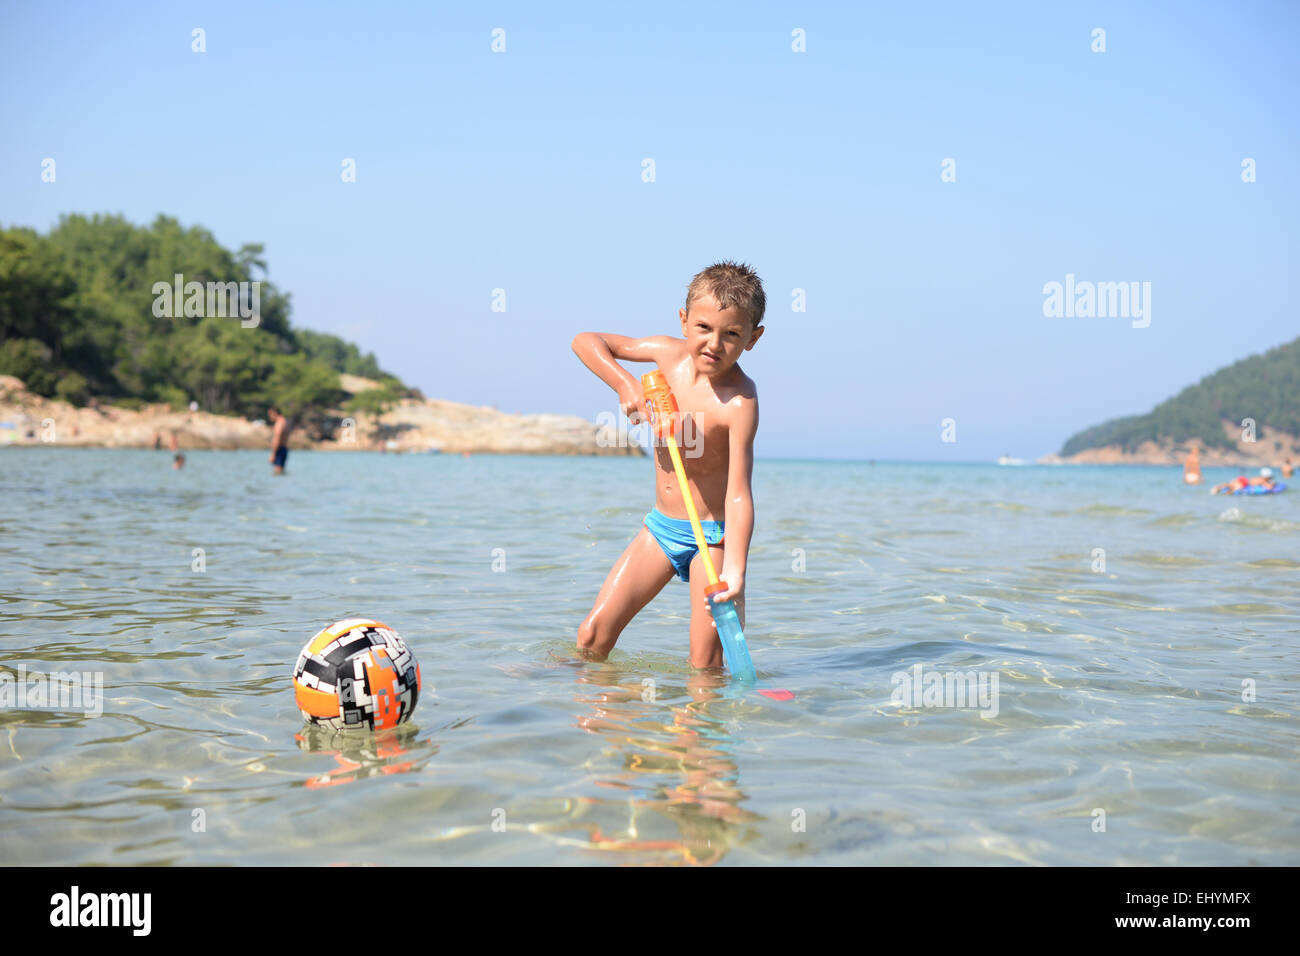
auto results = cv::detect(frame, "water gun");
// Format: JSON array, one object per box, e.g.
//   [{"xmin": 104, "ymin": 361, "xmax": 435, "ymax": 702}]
[{"xmin": 641, "ymin": 371, "xmax": 761, "ymax": 682}]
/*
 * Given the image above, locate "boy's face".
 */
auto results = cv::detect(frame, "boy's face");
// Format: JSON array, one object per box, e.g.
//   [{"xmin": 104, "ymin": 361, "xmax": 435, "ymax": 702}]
[{"xmin": 679, "ymin": 294, "xmax": 764, "ymax": 377}]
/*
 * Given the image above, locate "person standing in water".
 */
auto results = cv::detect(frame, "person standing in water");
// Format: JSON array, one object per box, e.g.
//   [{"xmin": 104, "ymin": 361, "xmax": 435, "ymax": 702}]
[
  {"xmin": 1183, "ymin": 444, "xmax": 1201, "ymax": 484},
  {"xmin": 268, "ymin": 408, "xmax": 291, "ymax": 475}
]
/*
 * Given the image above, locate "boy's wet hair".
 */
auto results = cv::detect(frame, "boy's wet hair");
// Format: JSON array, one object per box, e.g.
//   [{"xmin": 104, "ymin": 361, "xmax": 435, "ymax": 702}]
[{"xmin": 685, "ymin": 261, "xmax": 766, "ymax": 330}]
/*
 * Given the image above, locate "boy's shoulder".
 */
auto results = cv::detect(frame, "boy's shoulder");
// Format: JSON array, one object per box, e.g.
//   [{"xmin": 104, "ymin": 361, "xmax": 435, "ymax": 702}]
[
  {"xmin": 716, "ymin": 368, "xmax": 758, "ymax": 443},
  {"xmin": 734, "ymin": 365, "xmax": 758, "ymax": 397},
  {"xmin": 724, "ymin": 372, "xmax": 759, "ymax": 452},
  {"xmin": 721, "ymin": 365, "xmax": 758, "ymax": 404},
  {"xmin": 646, "ymin": 334, "xmax": 687, "ymax": 354},
  {"xmin": 624, "ymin": 334, "xmax": 686, "ymax": 366}
]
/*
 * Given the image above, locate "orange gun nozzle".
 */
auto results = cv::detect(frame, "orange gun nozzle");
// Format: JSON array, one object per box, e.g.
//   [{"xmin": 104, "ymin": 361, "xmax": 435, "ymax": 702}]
[{"xmin": 641, "ymin": 370, "xmax": 679, "ymax": 439}]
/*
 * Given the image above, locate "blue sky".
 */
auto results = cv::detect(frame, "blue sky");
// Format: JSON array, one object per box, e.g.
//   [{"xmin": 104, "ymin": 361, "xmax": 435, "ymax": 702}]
[{"xmin": 2, "ymin": 0, "xmax": 1297, "ymax": 460}]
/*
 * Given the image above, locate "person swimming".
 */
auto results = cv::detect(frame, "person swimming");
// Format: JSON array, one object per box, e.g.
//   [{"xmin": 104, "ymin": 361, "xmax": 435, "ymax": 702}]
[{"xmin": 1211, "ymin": 468, "xmax": 1275, "ymax": 494}]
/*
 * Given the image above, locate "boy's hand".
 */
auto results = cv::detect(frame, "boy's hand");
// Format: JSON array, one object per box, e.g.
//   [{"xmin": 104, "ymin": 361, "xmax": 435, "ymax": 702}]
[
  {"xmin": 617, "ymin": 383, "xmax": 645, "ymax": 425},
  {"xmin": 709, "ymin": 566, "xmax": 745, "ymax": 606}
]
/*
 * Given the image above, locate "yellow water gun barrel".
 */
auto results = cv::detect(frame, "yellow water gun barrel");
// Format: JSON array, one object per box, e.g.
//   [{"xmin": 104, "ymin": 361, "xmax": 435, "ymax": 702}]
[{"xmin": 641, "ymin": 371, "xmax": 720, "ymax": 585}]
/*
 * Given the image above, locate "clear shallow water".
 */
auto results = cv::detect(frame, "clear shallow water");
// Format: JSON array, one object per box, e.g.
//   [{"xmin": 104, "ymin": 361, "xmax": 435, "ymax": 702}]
[{"xmin": 1, "ymin": 449, "xmax": 1297, "ymax": 866}]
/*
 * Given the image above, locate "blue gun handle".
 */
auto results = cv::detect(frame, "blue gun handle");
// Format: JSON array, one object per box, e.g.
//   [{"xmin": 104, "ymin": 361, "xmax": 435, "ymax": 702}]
[{"xmin": 709, "ymin": 596, "xmax": 757, "ymax": 682}]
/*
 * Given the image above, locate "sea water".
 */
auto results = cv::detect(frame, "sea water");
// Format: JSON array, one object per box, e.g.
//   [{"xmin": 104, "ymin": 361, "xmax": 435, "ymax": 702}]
[{"xmin": 1, "ymin": 449, "xmax": 1297, "ymax": 865}]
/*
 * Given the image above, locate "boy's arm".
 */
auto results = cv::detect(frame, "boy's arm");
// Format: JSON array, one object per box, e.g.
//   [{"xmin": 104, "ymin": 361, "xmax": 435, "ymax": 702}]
[
  {"xmin": 571, "ymin": 333, "xmax": 678, "ymax": 381},
  {"xmin": 570, "ymin": 333, "xmax": 679, "ymax": 419},
  {"xmin": 714, "ymin": 395, "xmax": 758, "ymax": 603}
]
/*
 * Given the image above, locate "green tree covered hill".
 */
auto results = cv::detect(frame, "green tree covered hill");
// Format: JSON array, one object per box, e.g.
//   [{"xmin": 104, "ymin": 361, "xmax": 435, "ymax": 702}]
[
  {"xmin": 0, "ymin": 213, "xmax": 406, "ymax": 428},
  {"xmin": 1060, "ymin": 337, "xmax": 1300, "ymax": 455}
]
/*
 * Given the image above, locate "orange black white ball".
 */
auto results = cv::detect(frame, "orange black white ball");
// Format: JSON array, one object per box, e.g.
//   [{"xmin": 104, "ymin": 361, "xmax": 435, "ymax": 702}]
[{"xmin": 292, "ymin": 619, "xmax": 420, "ymax": 731}]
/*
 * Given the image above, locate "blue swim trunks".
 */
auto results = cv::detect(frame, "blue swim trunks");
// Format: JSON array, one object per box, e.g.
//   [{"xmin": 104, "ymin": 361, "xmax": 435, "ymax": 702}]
[{"xmin": 644, "ymin": 507, "xmax": 724, "ymax": 582}]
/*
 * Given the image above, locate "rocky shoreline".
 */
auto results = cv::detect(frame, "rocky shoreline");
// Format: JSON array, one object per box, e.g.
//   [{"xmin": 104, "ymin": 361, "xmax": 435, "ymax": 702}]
[
  {"xmin": 0, "ymin": 375, "xmax": 641, "ymax": 457},
  {"xmin": 1037, "ymin": 423, "xmax": 1299, "ymax": 467},
  {"xmin": 7, "ymin": 372, "xmax": 1291, "ymax": 466}
]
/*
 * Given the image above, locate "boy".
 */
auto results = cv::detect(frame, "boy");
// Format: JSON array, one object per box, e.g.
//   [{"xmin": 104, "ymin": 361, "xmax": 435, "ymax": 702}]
[{"xmin": 571, "ymin": 261, "xmax": 765, "ymax": 670}]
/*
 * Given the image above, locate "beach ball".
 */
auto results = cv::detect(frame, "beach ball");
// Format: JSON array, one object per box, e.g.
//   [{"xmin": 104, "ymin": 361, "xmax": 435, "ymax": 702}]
[{"xmin": 292, "ymin": 618, "xmax": 420, "ymax": 731}]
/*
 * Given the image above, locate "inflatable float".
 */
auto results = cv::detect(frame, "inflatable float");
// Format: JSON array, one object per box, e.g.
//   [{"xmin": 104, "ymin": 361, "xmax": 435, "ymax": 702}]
[{"xmin": 1216, "ymin": 482, "xmax": 1287, "ymax": 496}]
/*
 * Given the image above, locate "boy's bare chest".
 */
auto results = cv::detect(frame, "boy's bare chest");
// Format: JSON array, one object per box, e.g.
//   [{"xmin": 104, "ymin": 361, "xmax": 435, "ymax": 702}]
[{"xmin": 663, "ymin": 380, "xmax": 731, "ymax": 469}]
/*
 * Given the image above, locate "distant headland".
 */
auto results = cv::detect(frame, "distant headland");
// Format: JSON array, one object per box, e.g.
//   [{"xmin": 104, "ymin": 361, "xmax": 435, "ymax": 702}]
[
  {"xmin": 0, "ymin": 213, "xmax": 636, "ymax": 456},
  {"xmin": 1041, "ymin": 336, "xmax": 1299, "ymax": 466}
]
